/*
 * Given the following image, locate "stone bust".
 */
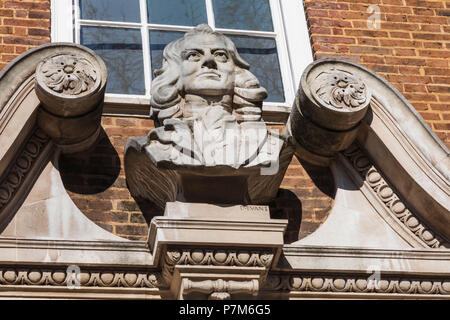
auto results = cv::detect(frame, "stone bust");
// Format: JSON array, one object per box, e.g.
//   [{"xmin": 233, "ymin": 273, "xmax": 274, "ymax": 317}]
[
  {"xmin": 125, "ymin": 25, "xmax": 293, "ymax": 207},
  {"xmin": 150, "ymin": 24, "xmax": 267, "ymax": 125},
  {"xmin": 146, "ymin": 24, "xmax": 282, "ymax": 169}
]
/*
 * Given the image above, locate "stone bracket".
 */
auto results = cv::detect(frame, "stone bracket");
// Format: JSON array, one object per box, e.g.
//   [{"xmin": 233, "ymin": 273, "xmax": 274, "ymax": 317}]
[{"xmin": 33, "ymin": 44, "xmax": 108, "ymax": 154}]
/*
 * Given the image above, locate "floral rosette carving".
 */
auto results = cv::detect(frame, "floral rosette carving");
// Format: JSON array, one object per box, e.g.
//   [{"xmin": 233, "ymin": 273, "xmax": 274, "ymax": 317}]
[
  {"xmin": 311, "ymin": 68, "xmax": 370, "ymax": 111},
  {"xmin": 38, "ymin": 54, "xmax": 97, "ymax": 96}
]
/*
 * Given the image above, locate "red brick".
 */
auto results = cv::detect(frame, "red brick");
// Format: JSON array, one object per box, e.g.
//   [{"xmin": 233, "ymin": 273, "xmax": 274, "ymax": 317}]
[
  {"xmin": 28, "ymin": 10, "xmax": 50, "ymax": 19},
  {"xmin": 3, "ymin": 18, "xmax": 49, "ymax": 28},
  {"xmin": 27, "ymin": 28, "xmax": 49, "ymax": 37}
]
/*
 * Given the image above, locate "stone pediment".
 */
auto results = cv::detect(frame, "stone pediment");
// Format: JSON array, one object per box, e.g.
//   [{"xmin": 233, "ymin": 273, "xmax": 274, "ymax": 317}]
[{"xmin": 0, "ymin": 41, "xmax": 449, "ymax": 299}]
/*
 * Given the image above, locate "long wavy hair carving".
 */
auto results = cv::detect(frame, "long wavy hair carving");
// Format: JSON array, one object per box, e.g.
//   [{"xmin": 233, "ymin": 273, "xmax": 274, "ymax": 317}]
[{"xmin": 149, "ymin": 24, "xmax": 267, "ymax": 125}]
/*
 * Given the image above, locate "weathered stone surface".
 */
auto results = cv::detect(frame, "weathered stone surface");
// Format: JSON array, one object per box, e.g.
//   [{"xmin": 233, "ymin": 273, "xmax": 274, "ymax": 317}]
[
  {"xmin": 34, "ymin": 44, "xmax": 107, "ymax": 153},
  {"xmin": 289, "ymin": 59, "xmax": 371, "ymax": 166}
]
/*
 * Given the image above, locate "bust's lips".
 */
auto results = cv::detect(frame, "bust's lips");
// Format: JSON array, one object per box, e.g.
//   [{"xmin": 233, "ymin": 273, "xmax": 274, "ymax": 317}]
[{"xmin": 197, "ymin": 71, "xmax": 221, "ymax": 79}]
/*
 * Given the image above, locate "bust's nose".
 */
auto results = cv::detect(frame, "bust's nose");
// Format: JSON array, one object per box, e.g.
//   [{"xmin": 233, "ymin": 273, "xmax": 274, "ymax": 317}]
[{"xmin": 201, "ymin": 52, "xmax": 217, "ymax": 69}]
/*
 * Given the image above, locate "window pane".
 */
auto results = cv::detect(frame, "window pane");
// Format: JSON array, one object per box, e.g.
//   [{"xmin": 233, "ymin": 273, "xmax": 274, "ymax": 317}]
[
  {"xmin": 147, "ymin": 0, "xmax": 207, "ymax": 26},
  {"xmin": 212, "ymin": 0, "xmax": 274, "ymax": 32},
  {"xmin": 149, "ymin": 30, "xmax": 185, "ymax": 79},
  {"xmin": 81, "ymin": 26, "xmax": 145, "ymax": 95},
  {"xmin": 228, "ymin": 35, "xmax": 284, "ymax": 102},
  {"xmin": 80, "ymin": 0, "xmax": 140, "ymax": 22}
]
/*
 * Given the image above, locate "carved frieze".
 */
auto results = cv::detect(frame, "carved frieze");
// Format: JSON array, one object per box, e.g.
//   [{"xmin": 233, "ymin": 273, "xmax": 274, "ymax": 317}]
[
  {"xmin": 0, "ymin": 266, "xmax": 162, "ymax": 289},
  {"xmin": 164, "ymin": 248, "xmax": 274, "ymax": 268},
  {"xmin": 262, "ymin": 274, "xmax": 450, "ymax": 296},
  {"xmin": 162, "ymin": 247, "xmax": 274, "ymax": 285}
]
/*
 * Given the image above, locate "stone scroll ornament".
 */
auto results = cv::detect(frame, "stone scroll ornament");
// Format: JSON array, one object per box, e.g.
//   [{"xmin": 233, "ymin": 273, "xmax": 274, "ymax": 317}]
[
  {"xmin": 34, "ymin": 46, "xmax": 107, "ymax": 154},
  {"xmin": 125, "ymin": 24, "xmax": 294, "ymax": 210},
  {"xmin": 288, "ymin": 60, "xmax": 371, "ymax": 166}
]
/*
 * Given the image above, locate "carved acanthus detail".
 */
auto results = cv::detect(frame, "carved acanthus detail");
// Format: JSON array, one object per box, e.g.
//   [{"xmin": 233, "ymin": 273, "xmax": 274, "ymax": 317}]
[
  {"xmin": 37, "ymin": 54, "xmax": 97, "ymax": 96},
  {"xmin": 312, "ymin": 68, "xmax": 368, "ymax": 110},
  {"xmin": 343, "ymin": 144, "xmax": 449, "ymax": 248},
  {"xmin": 162, "ymin": 247, "xmax": 274, "ymax": 287}
]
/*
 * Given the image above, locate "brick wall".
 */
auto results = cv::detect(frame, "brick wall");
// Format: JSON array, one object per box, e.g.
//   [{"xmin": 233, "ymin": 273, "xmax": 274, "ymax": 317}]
[
  {"xmin": 0, "ymin": 0, "xmax": 50, "ymax": 70},
  {"xmin": 304, "ymin": 0, "xmax": 450, "ymax": 148}
]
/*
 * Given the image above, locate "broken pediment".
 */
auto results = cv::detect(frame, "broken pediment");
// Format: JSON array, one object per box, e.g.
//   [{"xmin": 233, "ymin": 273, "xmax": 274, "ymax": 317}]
[{"xmin": 0, "ymin": 35, "xmax": 448, "ymax": 299}]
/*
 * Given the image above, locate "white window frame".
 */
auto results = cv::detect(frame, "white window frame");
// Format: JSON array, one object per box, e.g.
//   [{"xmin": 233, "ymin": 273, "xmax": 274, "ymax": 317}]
[{"xmin": 51, "ymin": 0, "xmax": 312, "ymax": 121}]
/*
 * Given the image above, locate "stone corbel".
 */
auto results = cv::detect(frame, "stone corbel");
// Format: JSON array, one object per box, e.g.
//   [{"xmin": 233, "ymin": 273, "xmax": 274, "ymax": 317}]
[
  {"xmin": 288, "ymin": 59, "xmax": 372, "ymax": 166},
  {"xmin": 162, "ymin": 247, "xmax": 271, "ymax": 300},
  {"xmin": 148, "ymin": 202, "xmax": 288, "ymax": 299},
  {"xmin": 34, "ymin": 45, "xmax": 107, "ymax": 154}
]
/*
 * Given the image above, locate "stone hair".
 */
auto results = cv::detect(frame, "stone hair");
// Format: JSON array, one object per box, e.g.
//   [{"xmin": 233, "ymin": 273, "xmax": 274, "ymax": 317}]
[{"xmin": 149, "ymin": 24, "xmax": 267, "ymax": 123}]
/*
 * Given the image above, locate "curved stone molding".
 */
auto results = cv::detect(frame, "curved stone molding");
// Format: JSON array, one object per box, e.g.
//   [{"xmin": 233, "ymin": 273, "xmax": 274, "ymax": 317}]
[
  {"xmin": 0, "ymin": 128, "xmax": 49, "ymax": 210},
  {"xmin": 262, "ymin": 274, "xmax": 450, "ymax": 297},
  {"xmin": 0, "ymin": 127, "xmax": 52, "ymax": 231},
  {"xmin": 290, "ymin": 58, "xmax": 449, "ymax": 242},
  {"xmin": 342, "ymin": 144, "xmax": 449, "ymax": 249},
  {"xmin": 289, "ymin": 60, "xmax": 371, "ymax": 166}
]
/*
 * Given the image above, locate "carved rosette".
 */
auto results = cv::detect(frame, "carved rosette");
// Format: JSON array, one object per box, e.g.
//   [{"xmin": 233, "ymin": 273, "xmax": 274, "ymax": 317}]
[
  {"xmin": 34, "ymin": 45, "xmax": 107, "ymax": 153},
  {"xmin": 289, "ymin": 59, "xmax": 372, "ymax": 166},
  {"xmin": 311, "ymin": 68, "xmax": 369, "ymax": 111},
  {"xmin": 262, "ymin": 274, "xmax": 450, "ymax": 296},
  {"xmin": 38, "ymin": 54, "xmax": 98, "ymax": 97}
]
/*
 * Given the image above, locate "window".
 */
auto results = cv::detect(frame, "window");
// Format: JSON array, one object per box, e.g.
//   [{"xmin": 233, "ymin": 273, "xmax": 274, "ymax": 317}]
[{"xmin": 51, "ymin": 0, "xmax": 312, "ymax": 118}]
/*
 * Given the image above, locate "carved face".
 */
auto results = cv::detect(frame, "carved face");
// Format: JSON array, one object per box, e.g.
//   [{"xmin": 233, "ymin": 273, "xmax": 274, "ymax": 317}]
[{"xmin": 180, "ymin": 34, "xmax": 236, "ymax": 96}]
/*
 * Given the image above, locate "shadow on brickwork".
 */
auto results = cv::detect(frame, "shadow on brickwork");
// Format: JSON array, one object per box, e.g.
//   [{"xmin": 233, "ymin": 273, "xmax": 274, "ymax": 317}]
[
  {"xmin": 272, "ymin": 156, "xmax": 336, "ymax": 244},
  {"xmin": 58, "ymin": 128, "xmax": 120, "ymax": 194}
]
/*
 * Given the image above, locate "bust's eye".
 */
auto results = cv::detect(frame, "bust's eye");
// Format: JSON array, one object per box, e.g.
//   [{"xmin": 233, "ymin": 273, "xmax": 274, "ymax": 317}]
[
  {"xmin": 186, "ymin": 52, "xmax": 201, "ymax": 61},
  {"xmin": 214, "ymin": 50, "xmax": 228, "ymax": 62}
]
